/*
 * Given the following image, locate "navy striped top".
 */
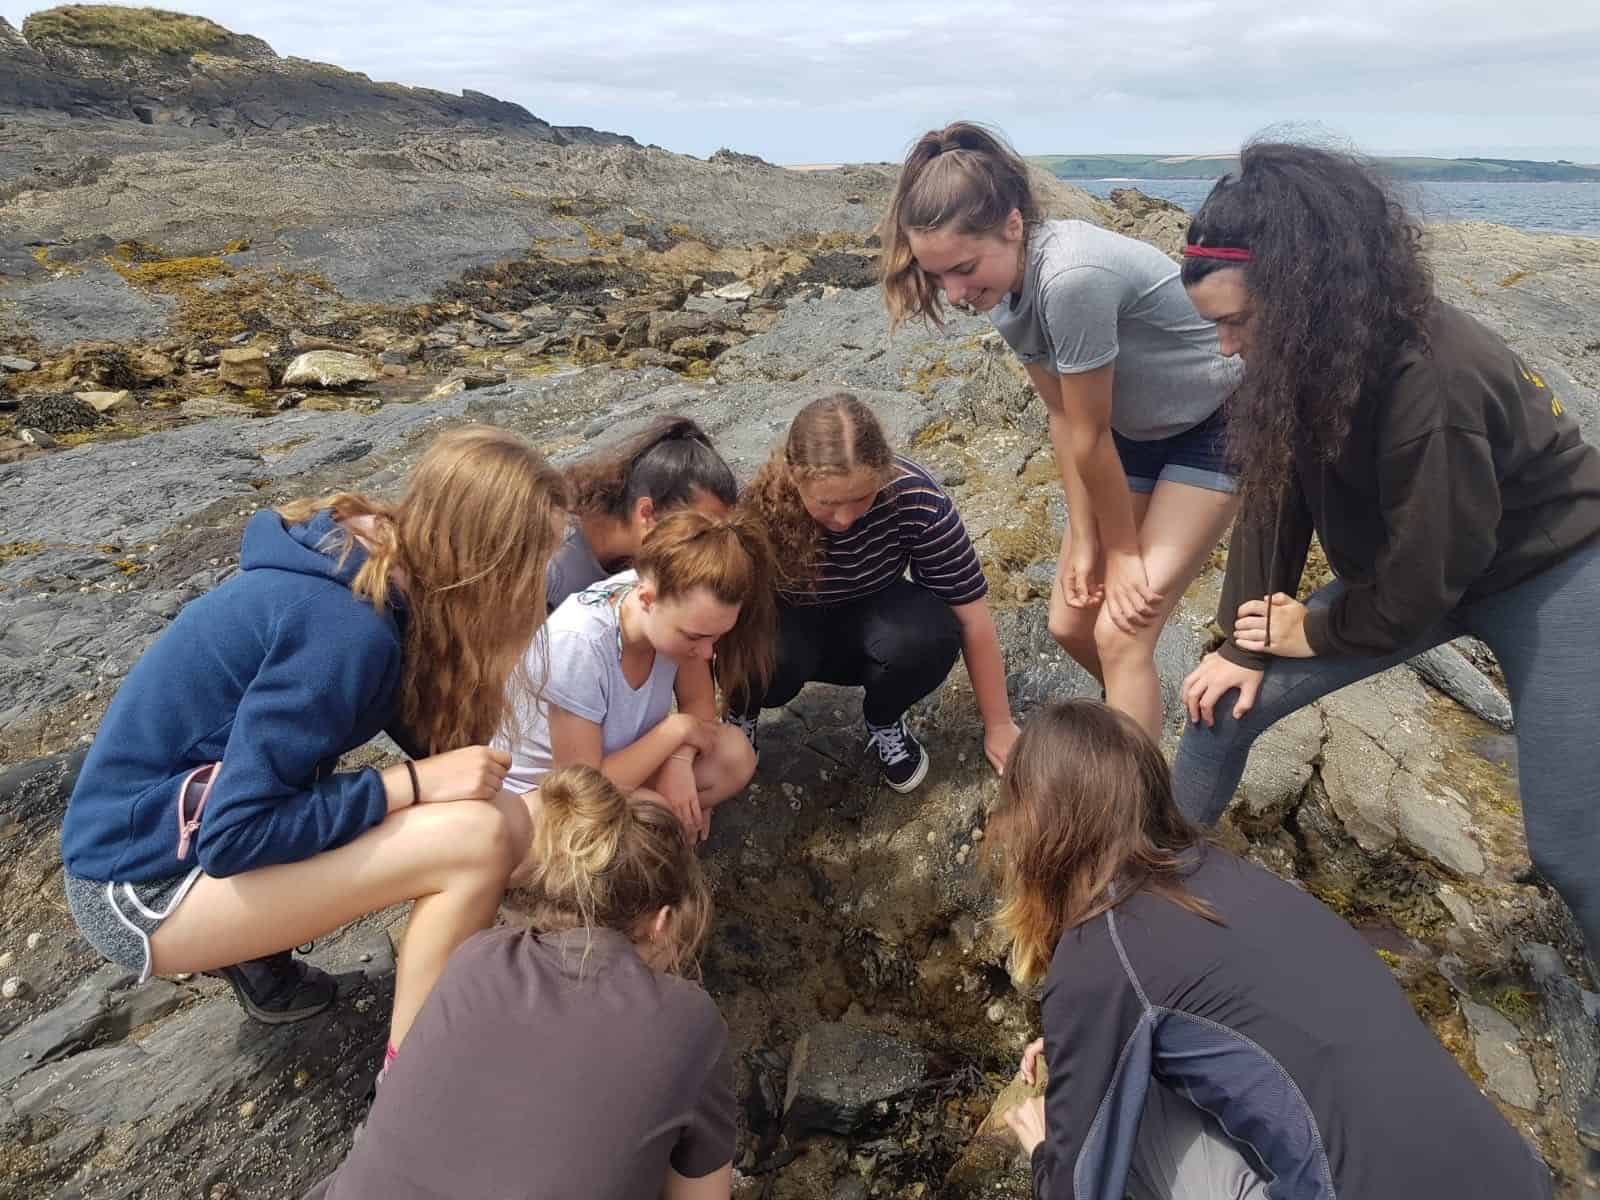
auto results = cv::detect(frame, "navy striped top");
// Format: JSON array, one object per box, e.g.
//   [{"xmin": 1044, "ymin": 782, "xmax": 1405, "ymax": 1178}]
[{"xmin": 784, "ymin": 456, "xmax": 989, "ymax": 608}]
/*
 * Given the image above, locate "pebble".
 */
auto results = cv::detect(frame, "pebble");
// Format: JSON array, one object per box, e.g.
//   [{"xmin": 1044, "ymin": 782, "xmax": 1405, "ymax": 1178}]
[
  {"xmin": 25, "ymin": 931, "xmax": 43, "ymax": 950},
  {"xmin": 359, "ymin": 952, "xmax": 373, "ymax": 963},
  {"xmin": 0, "ymin": 951, "xmax": 12, "ymax": 969},
  {"xmin": 986, "ymin": 1000, "xmax": 1006, "ymax": 1023},
  {"xmin": 3, "ymin": 977, "xmax": 29, "ymax": 1000},
  {"xmin": 925, "ymin": 831, "xmax": 937, "ymax": 845},
  {"xmin": 0, "ymin": 355, "xmax": 39, "ymax": 372},
  {"xmin": 293, "ymin": 1068, "xmax": 310, "ymax": 1089},
  {"xmin": 237, "ymin": 1100, "xmax": 257, "ymax": 1120},
  {"xmin": 971, "ymin": 828, "xmax": 985, "ymax": 842},
  {"xmin": 211, "ymin": 1184, "xmax": 233, "ymax": 1200}
]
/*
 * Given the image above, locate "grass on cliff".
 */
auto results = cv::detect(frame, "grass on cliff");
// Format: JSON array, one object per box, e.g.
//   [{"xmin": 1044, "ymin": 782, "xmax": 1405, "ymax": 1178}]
[{"xmin": 21, "ymin": 6, "xmax": 234, "ymax": 56}]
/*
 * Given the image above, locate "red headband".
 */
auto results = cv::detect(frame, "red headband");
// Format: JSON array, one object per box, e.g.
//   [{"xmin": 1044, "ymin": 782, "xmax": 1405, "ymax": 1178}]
[{"xmin": 1183, "ymin": 245, "xmax": 1251, "ymax": 262}]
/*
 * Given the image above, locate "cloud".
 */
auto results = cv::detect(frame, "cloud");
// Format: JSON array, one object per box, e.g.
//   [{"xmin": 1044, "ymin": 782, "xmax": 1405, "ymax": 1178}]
[{"xmin": 3, "ymin": 0, "xmax": 1597, "ymax": 161}]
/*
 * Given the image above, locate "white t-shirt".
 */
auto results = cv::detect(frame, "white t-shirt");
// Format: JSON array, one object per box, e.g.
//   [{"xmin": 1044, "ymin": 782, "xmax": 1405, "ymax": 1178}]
[{"xmin": 496, "ymin": 571, "xmax": 679, "ymax": 795}]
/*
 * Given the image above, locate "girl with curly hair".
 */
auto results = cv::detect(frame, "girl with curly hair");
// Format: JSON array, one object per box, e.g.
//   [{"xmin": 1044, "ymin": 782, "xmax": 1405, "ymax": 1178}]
[
  {"xmin": 62, "ymin": 427, "xmax": 566, "ymax": 1061},
  {"xmin": 306, "ymin": 766, "xmax": 734, "ymax": 1200},
  {"xmin": 1173, "ymin": 142, "xmax": 1600, "ymax": 1090},
  {"xmin": 548, "ymin": 415, "xmax": 739, "ymax": 609},
  {"xmin": 883, "ymin": 122, "xmax": 1243, "ymax": 740},
  {"xmin": 732, "ymin": 393, "xmax": 1019, "ymax": 789},
  {"xmin": 988, "ymin": 701, "xmax": 1550, "ymax": 1199}
]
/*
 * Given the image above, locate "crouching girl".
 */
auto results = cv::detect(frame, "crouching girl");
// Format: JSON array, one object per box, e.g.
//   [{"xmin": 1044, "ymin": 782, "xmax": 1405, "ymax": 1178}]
[
  {"xmin": 500, "ymin": 510, "xmax": 774, "ymax": 841},
  {"xmin": 61, "ymin": 427, "xmax": 566, "ymax": 1062},
  {"xmin": 304, "ymin": 765, "xmax": 734, "ymax": 1200}
]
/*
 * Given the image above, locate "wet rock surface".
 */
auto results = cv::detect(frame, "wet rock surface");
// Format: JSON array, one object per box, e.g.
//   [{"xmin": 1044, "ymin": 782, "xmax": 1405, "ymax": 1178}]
[{"xmin": 4, "ymin": 17, "xmax": 1600, "ymax": 1196}]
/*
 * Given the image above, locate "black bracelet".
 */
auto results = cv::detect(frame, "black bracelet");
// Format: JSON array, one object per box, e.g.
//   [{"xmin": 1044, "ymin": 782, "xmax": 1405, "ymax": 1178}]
[{"xmin": 404, "ymin": 758, "xmax": 421, "ymax": 806}]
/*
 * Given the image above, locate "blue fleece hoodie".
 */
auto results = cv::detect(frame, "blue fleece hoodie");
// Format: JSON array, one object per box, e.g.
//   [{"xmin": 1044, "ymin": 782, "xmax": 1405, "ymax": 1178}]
[{"xmin": 62, "ymin": 510, "xmax": 405, "ymax": 882}]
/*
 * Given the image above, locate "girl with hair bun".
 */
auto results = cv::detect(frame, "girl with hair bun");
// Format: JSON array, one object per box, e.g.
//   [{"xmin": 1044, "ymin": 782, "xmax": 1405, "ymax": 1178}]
[
  {"xmin": 62, "ymin": 426, "xmax": 566, "ymax": 1062},
  {"xmin": 883, "ymin": 121, "xmax": 1243, "ymax": 740},
  {"xmin": 549, "ymin": 414, "xmax": 740, "ymax": 609},
  {"xmin": 500, "ymin": 509, "xmax": 775, "ymax": 841},
  {"xmin": 305, "ymin": 765, "xmax": 734, "ymax": 1200},
  {"xmin": 988, "ymin": 701, "xmax": 1550, "ymax": 1199}
]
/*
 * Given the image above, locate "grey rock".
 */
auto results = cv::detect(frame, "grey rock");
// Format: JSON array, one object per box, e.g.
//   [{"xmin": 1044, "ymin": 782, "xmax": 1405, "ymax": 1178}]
[
  {"xmin": 782, "ymin": 1022, "xmax": 927, "ymax": 1139},
  {"xmin": 282, "ymin": 351, "xmax": 377, "ymax": 389},
  {"xmin": 0, "ymin": 355, "xmax": 38, "ymax": 372},
  {"xmin": 1237, "ymin": 706, "xmax": 1325, "ymax": 823},
  {"xmin": 1461, "ymin": 1000, "xmax": 1540, "ymax": 1109},
  {"xmin": 0, "ymin": 964, "xmax": 180, "ymax": 1089},
  {"xmin": 1521, "ymin": 942, "xmax": 1600, "ymax": 1121},
  {"xmin": 471, "ymin": 310, "xmax": 517, "ymax": 333},
  {"xmin": 1412, "ymin": 643, "xmax": 1514, "ymax": 731},
  {"xmin": 1394, "ymin": 779, "xmax": 1486, "ymax": 878},
  {"xmin": 218, "ymin": 346, "xmax": 273, "ymax": 390},
  {"xmin": 683, "ymin": 295, "xmax": 730, "ymax": 315},
  {"xmin": 377, "ymin": 349, "xmax": 411, "ymax": 365},
  {"xmin": 17, "ymin": 427, "xmax": 57, "ymax": 448}
]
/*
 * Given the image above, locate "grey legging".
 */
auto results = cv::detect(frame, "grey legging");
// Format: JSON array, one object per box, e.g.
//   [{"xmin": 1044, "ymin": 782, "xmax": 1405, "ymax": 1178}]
[{"xmin": 1173, "ymin": 539, "xmax": 1600, "ymax": 964}]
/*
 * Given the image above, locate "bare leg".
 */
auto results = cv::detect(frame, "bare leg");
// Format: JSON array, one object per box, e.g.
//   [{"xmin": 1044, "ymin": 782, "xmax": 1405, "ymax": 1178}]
[
  {"xmin": 1047, "ymin": 521, "xmax": 1106, "ymax": 683},
  {"xmin": 1096, "ymin": 483, "xmax": 1237, "ymax": 740},
  {"xmin": 149, "ymin": 797, "xmax": 522, "ymax": 1047}
]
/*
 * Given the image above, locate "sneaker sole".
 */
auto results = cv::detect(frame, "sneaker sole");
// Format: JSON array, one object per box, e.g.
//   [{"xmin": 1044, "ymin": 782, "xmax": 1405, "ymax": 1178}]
[
  {"xmin": 210, "ymin": 971, "xmax": 337, "ymax": 1025},
  {"xmin": 883, "ymin": 750, "xmax": 929, "ymax": 794}
]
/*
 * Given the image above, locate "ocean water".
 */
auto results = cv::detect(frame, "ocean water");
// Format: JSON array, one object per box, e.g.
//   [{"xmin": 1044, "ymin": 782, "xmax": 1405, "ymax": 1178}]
[{"xmin": 1076, "ymin": 178, "xmax": 1600, "ymax": 236}]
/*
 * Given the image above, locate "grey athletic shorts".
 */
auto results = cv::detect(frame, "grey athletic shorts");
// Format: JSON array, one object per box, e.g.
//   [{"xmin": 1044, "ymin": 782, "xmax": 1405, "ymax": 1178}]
[{"xmin": 64, "ymin": 868, "xmax": 203, "ymax": 983}]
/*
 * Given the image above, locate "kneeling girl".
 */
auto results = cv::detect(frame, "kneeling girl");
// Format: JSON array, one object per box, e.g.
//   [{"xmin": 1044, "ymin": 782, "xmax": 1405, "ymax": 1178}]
[{"xmin": 501, "ymin": 510, "xmax": 774, "ymax": 841}]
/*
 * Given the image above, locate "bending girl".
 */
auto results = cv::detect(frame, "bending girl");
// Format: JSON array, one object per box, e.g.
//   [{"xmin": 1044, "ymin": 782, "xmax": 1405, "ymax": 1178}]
[
  {"xmin": 500, "ymin": 510, "xmax": 773, "ymax": 841},
  {"xmin": 883, "ymin": 122, "xmax": 1242, "ymax": 740},
  {"xmin": 549, "ymin": 415, "xmax": 739, "ymax": 609},
  {"xmin": 734, "ymin": 392, "xmax": 1019, "ymax": 788},
  {"xmin": 305, "ymin": 765, "xmax": 734, "ymax": 1200},
  {"xmin": 61, "ymin": 427, "xmax": 565, "ymax": 1060},
  {"xmin": 989, "ymin": 700, "xmax": 1550, "ymax": 1199}
]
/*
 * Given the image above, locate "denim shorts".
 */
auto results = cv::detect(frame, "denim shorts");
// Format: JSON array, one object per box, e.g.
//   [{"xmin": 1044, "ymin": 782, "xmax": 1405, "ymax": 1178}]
[{"xmin": 1113, "ymin": 407, "xmax": 1237, "ymax": 494}]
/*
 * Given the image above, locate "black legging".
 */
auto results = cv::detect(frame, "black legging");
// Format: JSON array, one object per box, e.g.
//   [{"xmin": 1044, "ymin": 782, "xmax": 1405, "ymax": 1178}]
[{"xmin": 739, "ymin": 579, "xmax": 962, "ymax": 726}]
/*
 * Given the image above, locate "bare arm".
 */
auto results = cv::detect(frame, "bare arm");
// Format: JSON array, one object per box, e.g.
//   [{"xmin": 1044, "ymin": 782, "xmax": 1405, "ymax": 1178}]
[
  {"xmin": 951, "ymin": 597, "xmax": 1020, "ymax": 774},
  {"xmin": 662, "ymin": 1163, "xmax": 733, "ymax": 1200},
  {"xmin": 548, "ymin": 705, "xmax": 699, "ymax": 791},
  {"xmin": 673, "ymin": 659, "xmax": 719, "ymax": 723},
  {"xmin": 1024, "ymin": 361, "xmax": 1097, "ymax": 557}
]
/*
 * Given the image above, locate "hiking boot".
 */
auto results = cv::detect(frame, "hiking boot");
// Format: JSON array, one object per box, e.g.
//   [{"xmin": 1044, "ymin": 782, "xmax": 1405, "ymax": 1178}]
[
  {"xmin": 206, "ymin": 948, "xmax": 337, "ymax": 1025},
  {"xmin": 867, "ymin": 715, "xmax": 929, "ymax": 793},
  {"xmin": 727, "ymin": 712, "xmax": 759, "ymax": 758}
]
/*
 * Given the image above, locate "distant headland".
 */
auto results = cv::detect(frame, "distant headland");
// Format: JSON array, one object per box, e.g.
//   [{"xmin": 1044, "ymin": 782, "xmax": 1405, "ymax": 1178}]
[{"xmin": 1031, "ymin": 153, "xmax": 1600, "ymax": 184}]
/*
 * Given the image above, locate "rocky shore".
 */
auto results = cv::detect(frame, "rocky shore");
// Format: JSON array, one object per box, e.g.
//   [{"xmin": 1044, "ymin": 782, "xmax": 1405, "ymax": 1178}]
[{"xmin": 5, "ymin": 8, "xmax": 1600, "ymax": 1198}]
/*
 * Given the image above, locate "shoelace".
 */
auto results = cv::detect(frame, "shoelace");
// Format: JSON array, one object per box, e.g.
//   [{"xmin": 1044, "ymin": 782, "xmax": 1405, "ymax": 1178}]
[{"xmin": 869, "ymin": 722, "xmax": 911, "ymax": 765}]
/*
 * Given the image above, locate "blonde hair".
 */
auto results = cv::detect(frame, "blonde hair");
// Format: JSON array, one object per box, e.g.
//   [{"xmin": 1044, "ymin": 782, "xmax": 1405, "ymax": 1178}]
[
  {"xmin": 634, "ymin": 508, "xmax": 776, "ymax": 715},
  {"xmin": 278, "ymin": 425, "xmax": 568, "ymax": 753},
  {"xmin": 516, "ymin": 765, "xmax": 712, "ymax": 977},
  {"xmin": 741, "ymin": 393, "xmax": 894, "ymax": 594},
  {"xmin": 983, "ymin": 701, "xmax": 1220, "ymax": 986},
  {"xmin": 880, "ymin": 121, "xmax": 1040, "ymax": 331}
]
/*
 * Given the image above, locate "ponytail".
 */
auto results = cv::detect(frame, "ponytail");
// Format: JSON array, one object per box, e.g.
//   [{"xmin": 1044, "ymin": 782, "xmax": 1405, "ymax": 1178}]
[
  {"xmin": 881, "ymin": 121, "xmax": 1040, "ymax": 330},
  {"xmin": 565, "ymin": 415, "xmax": 738, "ymax": 520},
  {"xmin": 520, "ymin": 765, "xmax": 712, "ymax": 977},
  {"xmin": 634, "ymin": 510, "xmax": 777, "ymax": 713}
]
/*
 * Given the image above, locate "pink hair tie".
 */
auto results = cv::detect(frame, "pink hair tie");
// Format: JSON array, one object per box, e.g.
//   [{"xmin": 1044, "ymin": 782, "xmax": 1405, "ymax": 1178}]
[{"xmin": 1183, "ymin": 245, "xmax": 1252, "ymax": 262}]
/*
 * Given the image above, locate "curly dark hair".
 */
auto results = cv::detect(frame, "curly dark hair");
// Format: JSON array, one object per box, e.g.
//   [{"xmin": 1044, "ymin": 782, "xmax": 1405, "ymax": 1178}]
[{"xmin": 1182, "ymin": 141, "xmax": 1435, "ymax": 515}]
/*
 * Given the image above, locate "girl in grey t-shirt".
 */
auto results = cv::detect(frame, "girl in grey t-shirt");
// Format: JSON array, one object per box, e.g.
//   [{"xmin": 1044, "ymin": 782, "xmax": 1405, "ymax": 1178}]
[
  {"xmin": 500, "ymin": 510, "xmax": 775, "ymax": 842},
  {"xmin": 547, "ymin": 415, "xmax": 739, "ymax": 611},
  {"xmin": 882, "ymin": 121, "xmax": 1242, "ymax": 741}
]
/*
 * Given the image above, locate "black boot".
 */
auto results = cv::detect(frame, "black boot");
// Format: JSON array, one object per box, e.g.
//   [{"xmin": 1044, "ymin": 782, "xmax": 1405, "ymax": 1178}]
[{"xmin": 207, "ymin": 949, "xmax": 337, "ymax": 1024}]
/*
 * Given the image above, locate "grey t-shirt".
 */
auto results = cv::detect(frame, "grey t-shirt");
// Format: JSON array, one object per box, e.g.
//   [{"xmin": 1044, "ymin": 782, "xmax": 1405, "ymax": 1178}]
[
  {"xmin": 545, "ymin": 522, "xmax": 608, "ymax": 611},
  {"xmin": 988, "ymin": 220, "xmax": 1243, "ymax": 440},
  {"xmin": 497, "ymin": 571, "xmax": 679, "ymax": 795},
  {"xmin": 304, "ymin": 926, "xmax": 736, "ymax": 1200}
]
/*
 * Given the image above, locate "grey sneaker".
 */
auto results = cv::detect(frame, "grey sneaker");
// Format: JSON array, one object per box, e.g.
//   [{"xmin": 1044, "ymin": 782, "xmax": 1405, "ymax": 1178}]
[{"xmin": 867, "ymin": 715, "xmax": 929, "ymax": 793}]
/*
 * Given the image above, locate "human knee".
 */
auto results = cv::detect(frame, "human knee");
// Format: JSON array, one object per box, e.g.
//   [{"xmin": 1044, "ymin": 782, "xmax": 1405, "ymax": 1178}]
[
  {"xmin": 439, "ymin": 799, "xmax": 522, "ymax": 880},
  {"xmin": 1047, "ymin": 607, "xmax": 1095, "ymax": 655},
  {"xmin": 715, "ymin": 724, "xmax": 757, "ymax": 790},
  {"xmin": 1092, "ymin": 610, "xmax": 1156, "ymax": 670}
]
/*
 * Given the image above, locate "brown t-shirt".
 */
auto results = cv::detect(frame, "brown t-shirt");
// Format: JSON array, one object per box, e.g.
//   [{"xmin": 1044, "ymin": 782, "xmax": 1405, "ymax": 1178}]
[{"xmin": 307, "ymin": 926, "xmax": 736, "ymax": 1200}]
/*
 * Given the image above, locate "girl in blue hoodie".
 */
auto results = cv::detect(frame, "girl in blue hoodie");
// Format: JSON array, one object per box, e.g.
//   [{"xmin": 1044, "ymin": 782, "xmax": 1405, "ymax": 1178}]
[{"xmin": 61, "ymin": 426, "xmax": 568, "ymax": 1061}]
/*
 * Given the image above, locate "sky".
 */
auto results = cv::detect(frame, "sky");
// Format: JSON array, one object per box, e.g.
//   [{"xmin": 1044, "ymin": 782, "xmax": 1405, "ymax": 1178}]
[{"xmin": 5, "ymin": 1, "xmax": 1599, "ymax": 164}]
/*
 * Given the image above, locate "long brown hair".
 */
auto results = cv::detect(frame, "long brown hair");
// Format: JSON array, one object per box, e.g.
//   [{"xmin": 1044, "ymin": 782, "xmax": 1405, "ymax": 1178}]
[
  {"xmin": 515, "ymin": 765, "xmax": 712, "ymax": 978},
  {"xmin": 634, "ymin": 508, "xmax": 776, "ymax": 715},
  {"xmin": 1181, "ymin": 141, "xmax": 1434, "ymax": 517},
  {"xmin": 881, "ymin": 121, "xmax": 1040, "ymax": 331},
  {"xmin": 278, "ymin": 425, "xmax": 568, "ymax": 753},
  {"xmin": 984, "ymin": 701, "xmax": 1220, "ymax": 985},
  {"xmin": 741, "ymin": 393, "xmax": 894, "ymax": 593},
  {"xmin": 563, "ymin": 415, "xmax": 738, "ymax": 519}
]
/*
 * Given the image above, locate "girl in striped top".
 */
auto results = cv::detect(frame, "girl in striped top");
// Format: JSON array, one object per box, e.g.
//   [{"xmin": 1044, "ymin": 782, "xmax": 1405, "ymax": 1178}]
[{"xmin": 733, "ymin": 393, "xmax": 1019, "ymax": 791}]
